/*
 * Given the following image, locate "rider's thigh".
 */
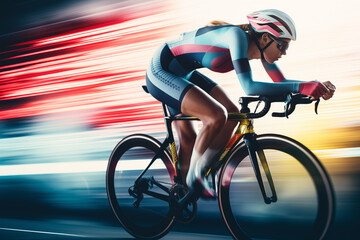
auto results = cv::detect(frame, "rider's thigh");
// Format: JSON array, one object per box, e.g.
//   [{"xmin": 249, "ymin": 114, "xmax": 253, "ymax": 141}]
[
  {"xmin": 180, "ymin": 86, "xmax": 227, "ymax": 126},
  {"xmin": 209, "ymin": 85, "xmax": 239, "ymax": 113}
]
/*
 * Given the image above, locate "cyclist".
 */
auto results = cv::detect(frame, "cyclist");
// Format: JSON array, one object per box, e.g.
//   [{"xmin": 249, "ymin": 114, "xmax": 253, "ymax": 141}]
[{"xmin": 145, "ymin": 9, "xmax": 335, "ymax": 198}]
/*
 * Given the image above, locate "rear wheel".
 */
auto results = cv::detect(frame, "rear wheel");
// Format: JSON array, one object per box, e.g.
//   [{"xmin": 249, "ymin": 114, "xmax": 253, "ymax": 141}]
[
  {"xmin": 218, "ymin": 134, "xmax": 335, "ymax": 240},
  {"xmin": 106, "ymin": 134, "xmax": 175, "ymax": 239}
]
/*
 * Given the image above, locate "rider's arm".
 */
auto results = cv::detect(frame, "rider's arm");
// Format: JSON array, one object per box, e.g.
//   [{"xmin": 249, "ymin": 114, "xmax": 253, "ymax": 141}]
[
  {"xmin": 261, "ymin": 59, "xmax": 304, "ymax": 83},
  {"xmin": 261, "ymin": 57, "xmax": 333, "ymax": 99},
  {"xmin": 224, "ymin": 27, "xmax": 301, "ymax": 95}
]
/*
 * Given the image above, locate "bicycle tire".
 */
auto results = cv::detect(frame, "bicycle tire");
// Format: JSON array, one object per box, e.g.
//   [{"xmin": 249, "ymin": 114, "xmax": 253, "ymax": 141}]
[
  {"xmin": 218, "ymin": 134, "xmax": 335, "ymax": 240},
  {"xmin": 106, "ymin": 134, "xmax": 175, "ymax": 239}
]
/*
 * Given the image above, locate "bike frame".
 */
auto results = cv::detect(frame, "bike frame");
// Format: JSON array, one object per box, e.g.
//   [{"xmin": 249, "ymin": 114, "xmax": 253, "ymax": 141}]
[{"xmin": 134, "ymin": 102, "xmax": 277, "ymax": 204}]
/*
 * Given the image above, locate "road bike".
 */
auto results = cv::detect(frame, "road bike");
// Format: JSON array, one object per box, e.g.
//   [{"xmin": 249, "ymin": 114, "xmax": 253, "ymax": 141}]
[{"xmin": 106, "ymin": 85, "xmax": 335, "ymax": 240}]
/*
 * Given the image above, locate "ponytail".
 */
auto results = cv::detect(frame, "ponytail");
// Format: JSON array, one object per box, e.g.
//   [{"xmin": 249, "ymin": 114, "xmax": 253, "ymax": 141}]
[
  {"xmin": 237, "ymin": 24, "xmax": 250, "ymax": 32},
  {"xmin": 206, "ymin": 20, "xmax": 231, "ymax": 26},
  {"xmin": 206, "ymin": 21, "xmax": 250, "ymax": 32}
]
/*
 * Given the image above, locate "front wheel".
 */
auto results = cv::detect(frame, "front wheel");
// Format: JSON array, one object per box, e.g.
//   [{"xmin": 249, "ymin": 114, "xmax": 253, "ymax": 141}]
[
  {"xmin": 106, "ymin": 134, "xmax": 175, "ymax": 239},
  {"xmin": 218, "ymin": 134, "xmax": 335, "ymax": 240}
]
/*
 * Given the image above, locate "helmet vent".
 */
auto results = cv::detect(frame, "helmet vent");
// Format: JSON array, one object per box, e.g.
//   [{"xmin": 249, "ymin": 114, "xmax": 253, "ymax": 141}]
[
  {"xmin": 269, "ymin": 15, "xmax": 292, "ymax": 36},
  {"xmin": 258, "ymin": 22, "xmax": 282, "ymax": 35}
]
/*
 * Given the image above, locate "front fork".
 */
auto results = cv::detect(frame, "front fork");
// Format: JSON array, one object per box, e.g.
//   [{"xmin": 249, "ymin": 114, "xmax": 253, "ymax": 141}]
[{"xmin": 243, "ymin": 133, "xmax": 277, "ymax": 204}]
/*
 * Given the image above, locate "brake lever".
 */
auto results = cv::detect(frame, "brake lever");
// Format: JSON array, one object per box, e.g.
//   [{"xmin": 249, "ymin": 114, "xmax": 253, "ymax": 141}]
[{"xmin": 315, "ymin": 99, "xmax": 320, "ymax": 114}]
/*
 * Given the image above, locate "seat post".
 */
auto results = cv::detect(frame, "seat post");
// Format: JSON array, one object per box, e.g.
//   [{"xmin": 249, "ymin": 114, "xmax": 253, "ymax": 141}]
[{"xmin": 162, "ymin": 103, "xmax": 169, "ymax": 117}]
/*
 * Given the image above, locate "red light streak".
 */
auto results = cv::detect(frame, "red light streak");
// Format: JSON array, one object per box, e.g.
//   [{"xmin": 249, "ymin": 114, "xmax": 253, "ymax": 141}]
[{"xmin": 0, "ymin": 3, "xmax": 181, "ymax": 129}]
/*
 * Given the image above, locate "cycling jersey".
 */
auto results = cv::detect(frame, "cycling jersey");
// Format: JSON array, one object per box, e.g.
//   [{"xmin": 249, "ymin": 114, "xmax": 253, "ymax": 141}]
[{"xmin": 146, "ymin": 25, "xmax": 302, "ymax": 115}]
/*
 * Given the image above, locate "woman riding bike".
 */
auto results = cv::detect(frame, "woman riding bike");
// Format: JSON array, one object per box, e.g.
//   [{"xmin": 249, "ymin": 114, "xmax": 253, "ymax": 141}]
[{"xmin": 145, "ymin": 9, "xmax": 335, "ymax": 198}]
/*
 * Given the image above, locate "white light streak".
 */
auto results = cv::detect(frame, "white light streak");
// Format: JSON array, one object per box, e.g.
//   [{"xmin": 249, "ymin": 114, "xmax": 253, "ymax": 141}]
[
  {"xmin": 314, "ymin": 147, "xmax": 360, "ymax": 159},
  {"xmin": 0, "ymin": 148, "xmax": 358, "ymax": 177},
  {"xmin": 0, "ymin": 227, "xmax": 87, "ymax": 237},
  {"xmin": 0, "ymin": 160, "xmax": 167, "ymax": 176}
]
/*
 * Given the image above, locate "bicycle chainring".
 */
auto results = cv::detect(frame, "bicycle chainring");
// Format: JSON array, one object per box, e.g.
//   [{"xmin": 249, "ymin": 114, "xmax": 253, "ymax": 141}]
[{"xmin": 168, "ymin": 184, "xmax": 197, "ymax": 223}]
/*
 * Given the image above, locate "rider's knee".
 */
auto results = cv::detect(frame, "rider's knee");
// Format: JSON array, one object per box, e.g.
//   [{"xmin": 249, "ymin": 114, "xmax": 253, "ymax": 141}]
[{"xmin": 206, "ymin": 106, "xmax": 227, "ymax": 130}]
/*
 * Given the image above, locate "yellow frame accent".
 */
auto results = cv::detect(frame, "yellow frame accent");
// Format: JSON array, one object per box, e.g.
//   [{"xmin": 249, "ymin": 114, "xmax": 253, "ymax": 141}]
[
  {"xmin": 205, "ymin": 112, "xmax": 255, "ymax": 176},
  {"xmin": 169, "ymin": 141, "xmax": 179, "ymax": 175}
]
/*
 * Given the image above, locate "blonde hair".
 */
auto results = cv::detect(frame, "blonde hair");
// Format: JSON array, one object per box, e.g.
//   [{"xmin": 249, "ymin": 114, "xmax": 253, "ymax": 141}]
[{"xmin": 206, "ymin": 20, "xmax": 250, "ymax": 32}]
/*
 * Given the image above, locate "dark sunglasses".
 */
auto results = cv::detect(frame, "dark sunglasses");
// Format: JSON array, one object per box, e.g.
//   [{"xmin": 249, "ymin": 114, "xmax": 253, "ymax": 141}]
[{"xmin": 269, "ymin": 35, "xmax": 289, "ymax": 52}]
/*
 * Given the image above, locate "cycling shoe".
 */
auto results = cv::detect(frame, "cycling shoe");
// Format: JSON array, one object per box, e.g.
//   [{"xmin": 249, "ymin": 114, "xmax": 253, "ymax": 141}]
[
  {"xmin": 194, "ymin": 177, "xmax": 216, "ymax": 199},
  {"xmin": 186, "ymin": 172, "xmax": 216, "ymax": 199}
]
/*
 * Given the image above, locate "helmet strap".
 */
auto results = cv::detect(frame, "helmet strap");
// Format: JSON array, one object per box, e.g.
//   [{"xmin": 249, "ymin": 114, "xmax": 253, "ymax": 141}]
[{"xmin": 251, "ymin": 32, "xmax": 273, "ymax": 60}]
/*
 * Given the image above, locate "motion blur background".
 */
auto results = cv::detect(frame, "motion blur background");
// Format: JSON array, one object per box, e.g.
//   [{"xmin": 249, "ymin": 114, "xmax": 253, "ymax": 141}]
[{"xmin": 0, "ymin": 0, "xmax": 359, "ymax": 239}]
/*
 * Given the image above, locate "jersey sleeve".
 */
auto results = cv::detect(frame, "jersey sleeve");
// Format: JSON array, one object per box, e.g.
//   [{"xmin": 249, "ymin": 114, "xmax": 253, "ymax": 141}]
[
  {"xmin": 261, "ymin": 59, "xmax": 304, "ymax": 84},
  {"xmin": 224, "ymin": 27, "xmax": 301, "ymax": 96}
]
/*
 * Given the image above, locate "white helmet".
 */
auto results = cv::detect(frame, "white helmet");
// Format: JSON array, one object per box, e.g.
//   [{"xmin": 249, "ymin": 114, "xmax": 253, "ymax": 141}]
[{"xmin": 247, "ymin": 9, "xmax": 296, "ymax": 40}]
